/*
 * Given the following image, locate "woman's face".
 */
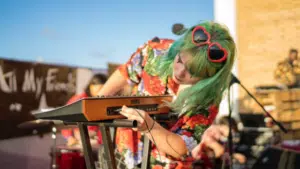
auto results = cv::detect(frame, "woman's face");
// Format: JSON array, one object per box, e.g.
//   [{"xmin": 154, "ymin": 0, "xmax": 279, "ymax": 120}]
[
  {"xmin": 172, "ymin": 51, "xmax": 201, "ymax": 84},
  {"xmin": 89, "ymin": 84, "xmax": 104, "ymax": 97}
]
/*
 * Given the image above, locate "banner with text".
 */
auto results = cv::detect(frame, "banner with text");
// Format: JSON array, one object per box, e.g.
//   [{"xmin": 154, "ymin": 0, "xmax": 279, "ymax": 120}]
[{"xmin": 0, "ymin": 58, "xmax": 77, "ymax": 139}]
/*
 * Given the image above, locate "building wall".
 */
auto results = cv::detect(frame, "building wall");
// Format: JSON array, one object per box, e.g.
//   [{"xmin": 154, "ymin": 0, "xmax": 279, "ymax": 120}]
[
  {"xmin": 237, "ymin": 0, "xmax": 300, "ymax": 92},
  {"xmin": 214, "ymin": 0, "xmax": 240, "ymax": 118}
]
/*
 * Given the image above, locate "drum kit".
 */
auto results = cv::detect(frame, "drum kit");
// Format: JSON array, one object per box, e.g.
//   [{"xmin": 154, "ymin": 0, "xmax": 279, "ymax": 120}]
[{"xmin": 18, "ymin": 119, "xmax": 87, "ymax": 169}]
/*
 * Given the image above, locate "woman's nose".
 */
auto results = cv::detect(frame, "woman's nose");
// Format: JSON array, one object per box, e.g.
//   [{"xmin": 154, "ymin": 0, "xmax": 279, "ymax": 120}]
[{"xmin": 177, "ymin": 66, "xmax": 186, "ymax": 78}]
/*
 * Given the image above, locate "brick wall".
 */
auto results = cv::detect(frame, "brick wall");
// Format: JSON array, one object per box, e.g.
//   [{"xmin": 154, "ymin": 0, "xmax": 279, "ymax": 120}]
[{"xmin": 236, "ymin": 0, "xmax": 300, "ymax": 111}]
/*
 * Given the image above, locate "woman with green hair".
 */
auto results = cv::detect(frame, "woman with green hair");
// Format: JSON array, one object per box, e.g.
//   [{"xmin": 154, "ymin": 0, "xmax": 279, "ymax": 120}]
[{"xmin": 98, "ymin": 21, "xmax": 236, "ymax": 169}]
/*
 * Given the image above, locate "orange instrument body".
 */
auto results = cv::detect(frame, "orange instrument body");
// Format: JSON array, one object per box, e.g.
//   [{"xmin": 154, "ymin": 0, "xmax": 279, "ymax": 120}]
[{"xmin": 34, "ymin": 95, "xmax": 173, "ymax": 122}]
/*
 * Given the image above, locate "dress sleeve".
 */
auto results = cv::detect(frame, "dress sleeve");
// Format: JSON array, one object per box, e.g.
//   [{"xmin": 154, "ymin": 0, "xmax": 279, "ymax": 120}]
[
  {"xmin": 118, "ymin": 38, "xmax": 174, "ymax": 85},
  {"xmin": 118, "ymin": 42, "xmax": 149, "ymax": 85},
  {"xmin": 66, "ymin": 93, "xmax": 88, "ymax": 105},
  {"xmin": 170, "ymin": 105, "xmax": 219, "ymax": 153}
]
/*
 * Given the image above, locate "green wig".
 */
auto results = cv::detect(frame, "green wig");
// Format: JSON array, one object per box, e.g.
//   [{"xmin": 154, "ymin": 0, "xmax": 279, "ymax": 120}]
[{"xmin": 157, "ymin": 21, "xmax": 236, "ymax": 115}]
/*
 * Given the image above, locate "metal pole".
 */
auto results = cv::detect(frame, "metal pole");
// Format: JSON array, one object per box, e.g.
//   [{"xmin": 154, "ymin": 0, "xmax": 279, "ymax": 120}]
[{"xmin": 78, "ymin": 123, "xmax": 96, "ymax": 169}]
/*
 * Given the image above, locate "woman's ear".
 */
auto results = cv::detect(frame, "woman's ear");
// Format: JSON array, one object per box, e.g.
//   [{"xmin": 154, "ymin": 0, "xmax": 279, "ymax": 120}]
[{"xmin": 172, "ymin": 23, "xmax": 187, "ymax": 36}]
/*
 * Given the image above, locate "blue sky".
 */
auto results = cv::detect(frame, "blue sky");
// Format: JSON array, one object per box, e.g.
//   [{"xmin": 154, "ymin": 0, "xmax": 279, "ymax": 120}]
[{"xmin": 0, "ymin": 0, "xmax": 214, "ymax": 69}]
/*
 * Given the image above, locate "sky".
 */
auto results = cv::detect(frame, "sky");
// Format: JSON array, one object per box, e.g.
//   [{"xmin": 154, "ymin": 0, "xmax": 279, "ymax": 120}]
[{"xmin": 0, "ymin": 0, "xmax": 214, "ymax": 69}]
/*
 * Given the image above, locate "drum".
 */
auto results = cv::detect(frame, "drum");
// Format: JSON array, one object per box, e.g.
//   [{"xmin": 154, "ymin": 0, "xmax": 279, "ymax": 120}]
[{"xmin": 51, "ymin": 146, "xmax": 86, "ymax": 169}]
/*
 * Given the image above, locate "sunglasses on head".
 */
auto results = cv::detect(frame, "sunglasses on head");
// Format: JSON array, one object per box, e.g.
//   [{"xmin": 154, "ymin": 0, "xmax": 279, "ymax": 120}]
[{"xmin": 191, "ymin": 26, "xmax": 228, "ymax": 63}]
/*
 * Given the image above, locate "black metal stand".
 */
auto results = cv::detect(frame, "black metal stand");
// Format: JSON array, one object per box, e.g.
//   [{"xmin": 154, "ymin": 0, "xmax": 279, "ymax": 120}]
[
  {"xmin": 141, "ymin": 137, "xmax": 151, "ymax": 169},
  {"xmin": 64, "ymin": 119, "xmax": 137, "ymax": 169},
  {"xmin": 78, "ymin": 123, "xmax": 97, "ymax": 169},
  {"xmin": 229, "ymin": 74, "xmax": 288, "ymax": 133},
  {"xmin": 63, "ymin": 116, "xmax": 173, "ymax": 169},
  {"xmin": 226, "ymin": 74, "xmax": 288, "ymax": 169},
  {"xmin": 227, "ymin": 87, "xmax": 233, "ymax": 169},
  {"xmin": 99, "ymin": 124, "xmax": 117, "ymax": 169}
]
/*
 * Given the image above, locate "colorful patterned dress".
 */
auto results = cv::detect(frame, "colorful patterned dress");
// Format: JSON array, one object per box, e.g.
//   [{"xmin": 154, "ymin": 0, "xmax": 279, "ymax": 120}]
[{"xmin": 116, "ymin": 38, "xmax": 218, "ymax": 169}]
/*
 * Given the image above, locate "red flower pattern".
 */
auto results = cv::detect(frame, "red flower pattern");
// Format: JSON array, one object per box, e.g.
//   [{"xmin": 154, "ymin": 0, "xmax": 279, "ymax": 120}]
[
  {"xmin": 181, "ymin": 131, "xmax": 193, "ymax": 137},
  {"xmin": 152, "ymin": 165, "xmax": 164, "ymax": 169},
  {"xmin": 142, "ymin": 71, "xmax": 166, "ymax": 95},
  {"xmin": 115, "ymin": 38, "xmax": 220, "ymax": 169},
  {"xmin": 115, "ymin": 128, "xmax": 141, "ymax": 153}
]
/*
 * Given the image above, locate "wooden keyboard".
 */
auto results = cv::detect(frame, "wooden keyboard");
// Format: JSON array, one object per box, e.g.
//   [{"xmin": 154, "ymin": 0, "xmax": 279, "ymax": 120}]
[{"xmin": 33, "ymin": 95, "xmax": 173, "ymax": 122}]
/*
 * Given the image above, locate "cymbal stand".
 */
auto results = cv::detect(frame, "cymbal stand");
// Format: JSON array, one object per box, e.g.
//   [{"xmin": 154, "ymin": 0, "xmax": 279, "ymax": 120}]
[{"xmin": 51, "ymin": 126, "xmax": 58, "ymax": 169}]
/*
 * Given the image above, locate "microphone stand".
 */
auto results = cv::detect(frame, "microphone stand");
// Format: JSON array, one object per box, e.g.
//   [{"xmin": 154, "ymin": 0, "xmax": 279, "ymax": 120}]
[
  {"xmin": 226, "ymin": 74, "xmax": 288, "ymax": 169},
  {"xmin": 227, "ymin": 86, "xmax": 233, "ymax": 169},
  {"xmin": 230, "ymin": 74, "xmax": 288, "ymax": 133}
]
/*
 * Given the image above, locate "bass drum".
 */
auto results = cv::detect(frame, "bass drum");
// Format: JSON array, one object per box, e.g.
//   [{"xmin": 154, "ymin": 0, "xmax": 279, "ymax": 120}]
[{"xmin": 51, "ymin": 146, "xmax": 86, "ymax": 169}]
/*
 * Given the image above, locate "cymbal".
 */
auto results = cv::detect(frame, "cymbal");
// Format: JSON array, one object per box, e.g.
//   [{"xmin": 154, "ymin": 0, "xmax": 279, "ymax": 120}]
[
  {"xmin": 18, "ymin": 119, "xmax": 52, "ymax": 129},
  {"xmin": 18, "ymin": 119, "xmax": 68, "ymax": 128},
  {"xmin": 18, "ymin": 119, "xmax": 78, "ymax": 130}
]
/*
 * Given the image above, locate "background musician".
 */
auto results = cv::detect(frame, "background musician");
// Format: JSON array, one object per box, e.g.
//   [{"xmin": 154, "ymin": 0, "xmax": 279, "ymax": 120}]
[
  {"xmin": 274, "ymin": 48, "xmax": 300, "ymax": 88},
  {"xmin": 67, "ymin": 73, "xmax": 108, "ymax": 105},
  {"xmin": 61, "ymin": 73, "xmax": 107, "ymax": 148},
  {"xmin": 97, "ymin": 21, "xmax": 236, "ymax": 169},
  {"xmin": 215, "ymin": 116, "xmax": 248, "ymax": 169}
]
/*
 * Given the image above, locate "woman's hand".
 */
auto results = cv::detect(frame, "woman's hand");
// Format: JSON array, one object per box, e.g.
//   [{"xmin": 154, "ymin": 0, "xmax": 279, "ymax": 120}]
[
  {"xmin": 67, "ymin": 136, "xmax": 78, "ymax": 147},
  {"xmin": 233, "ymin": 153, "xmax": 247, "ymax": 164},
  {"xmin": 119, "ymin": 105, "xmax": 155, "ymax": 132},
  {"xmin": 192, "ymin": 125, "xmax": 228, "ymax": 159}
]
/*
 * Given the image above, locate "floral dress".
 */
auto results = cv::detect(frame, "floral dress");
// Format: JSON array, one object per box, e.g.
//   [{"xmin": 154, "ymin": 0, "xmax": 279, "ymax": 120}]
[{"xmin": 116, "ymin": 38, "xmax": 218, "ymax": 169}]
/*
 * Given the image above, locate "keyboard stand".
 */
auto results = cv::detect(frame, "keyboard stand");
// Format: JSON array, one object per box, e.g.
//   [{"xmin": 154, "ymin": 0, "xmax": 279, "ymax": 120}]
[{"xmin": 65, "ymin": 120, "xmax": 137, "ymax": 169}]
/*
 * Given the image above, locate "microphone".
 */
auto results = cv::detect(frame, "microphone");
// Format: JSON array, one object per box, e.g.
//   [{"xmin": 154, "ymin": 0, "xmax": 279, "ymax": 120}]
[{"xmin": 230, "ymin": 73, "xmax": 240, "ymax": 86}]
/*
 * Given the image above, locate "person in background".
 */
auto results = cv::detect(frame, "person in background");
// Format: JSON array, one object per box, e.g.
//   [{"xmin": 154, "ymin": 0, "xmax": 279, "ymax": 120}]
[
  {"xmin": 274, "ymin": 49, "xmax": 300, "ymax": 88},
  {"xmin": 67, "ymin": 73, "xmax": 108, "ymax": 104},
  {"xmin": 61, "ymin": 73, "xmax": 107, "ymax": 147},
  {"xmin": 217, "ymin": 116, "xmax": 248, "ymax": 166}
]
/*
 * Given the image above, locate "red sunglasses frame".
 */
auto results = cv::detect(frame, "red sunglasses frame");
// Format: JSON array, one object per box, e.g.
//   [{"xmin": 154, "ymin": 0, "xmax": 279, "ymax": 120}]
[{"xmin": 191, "ymin": 26, "xmax": 228, "ymax": 63}]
